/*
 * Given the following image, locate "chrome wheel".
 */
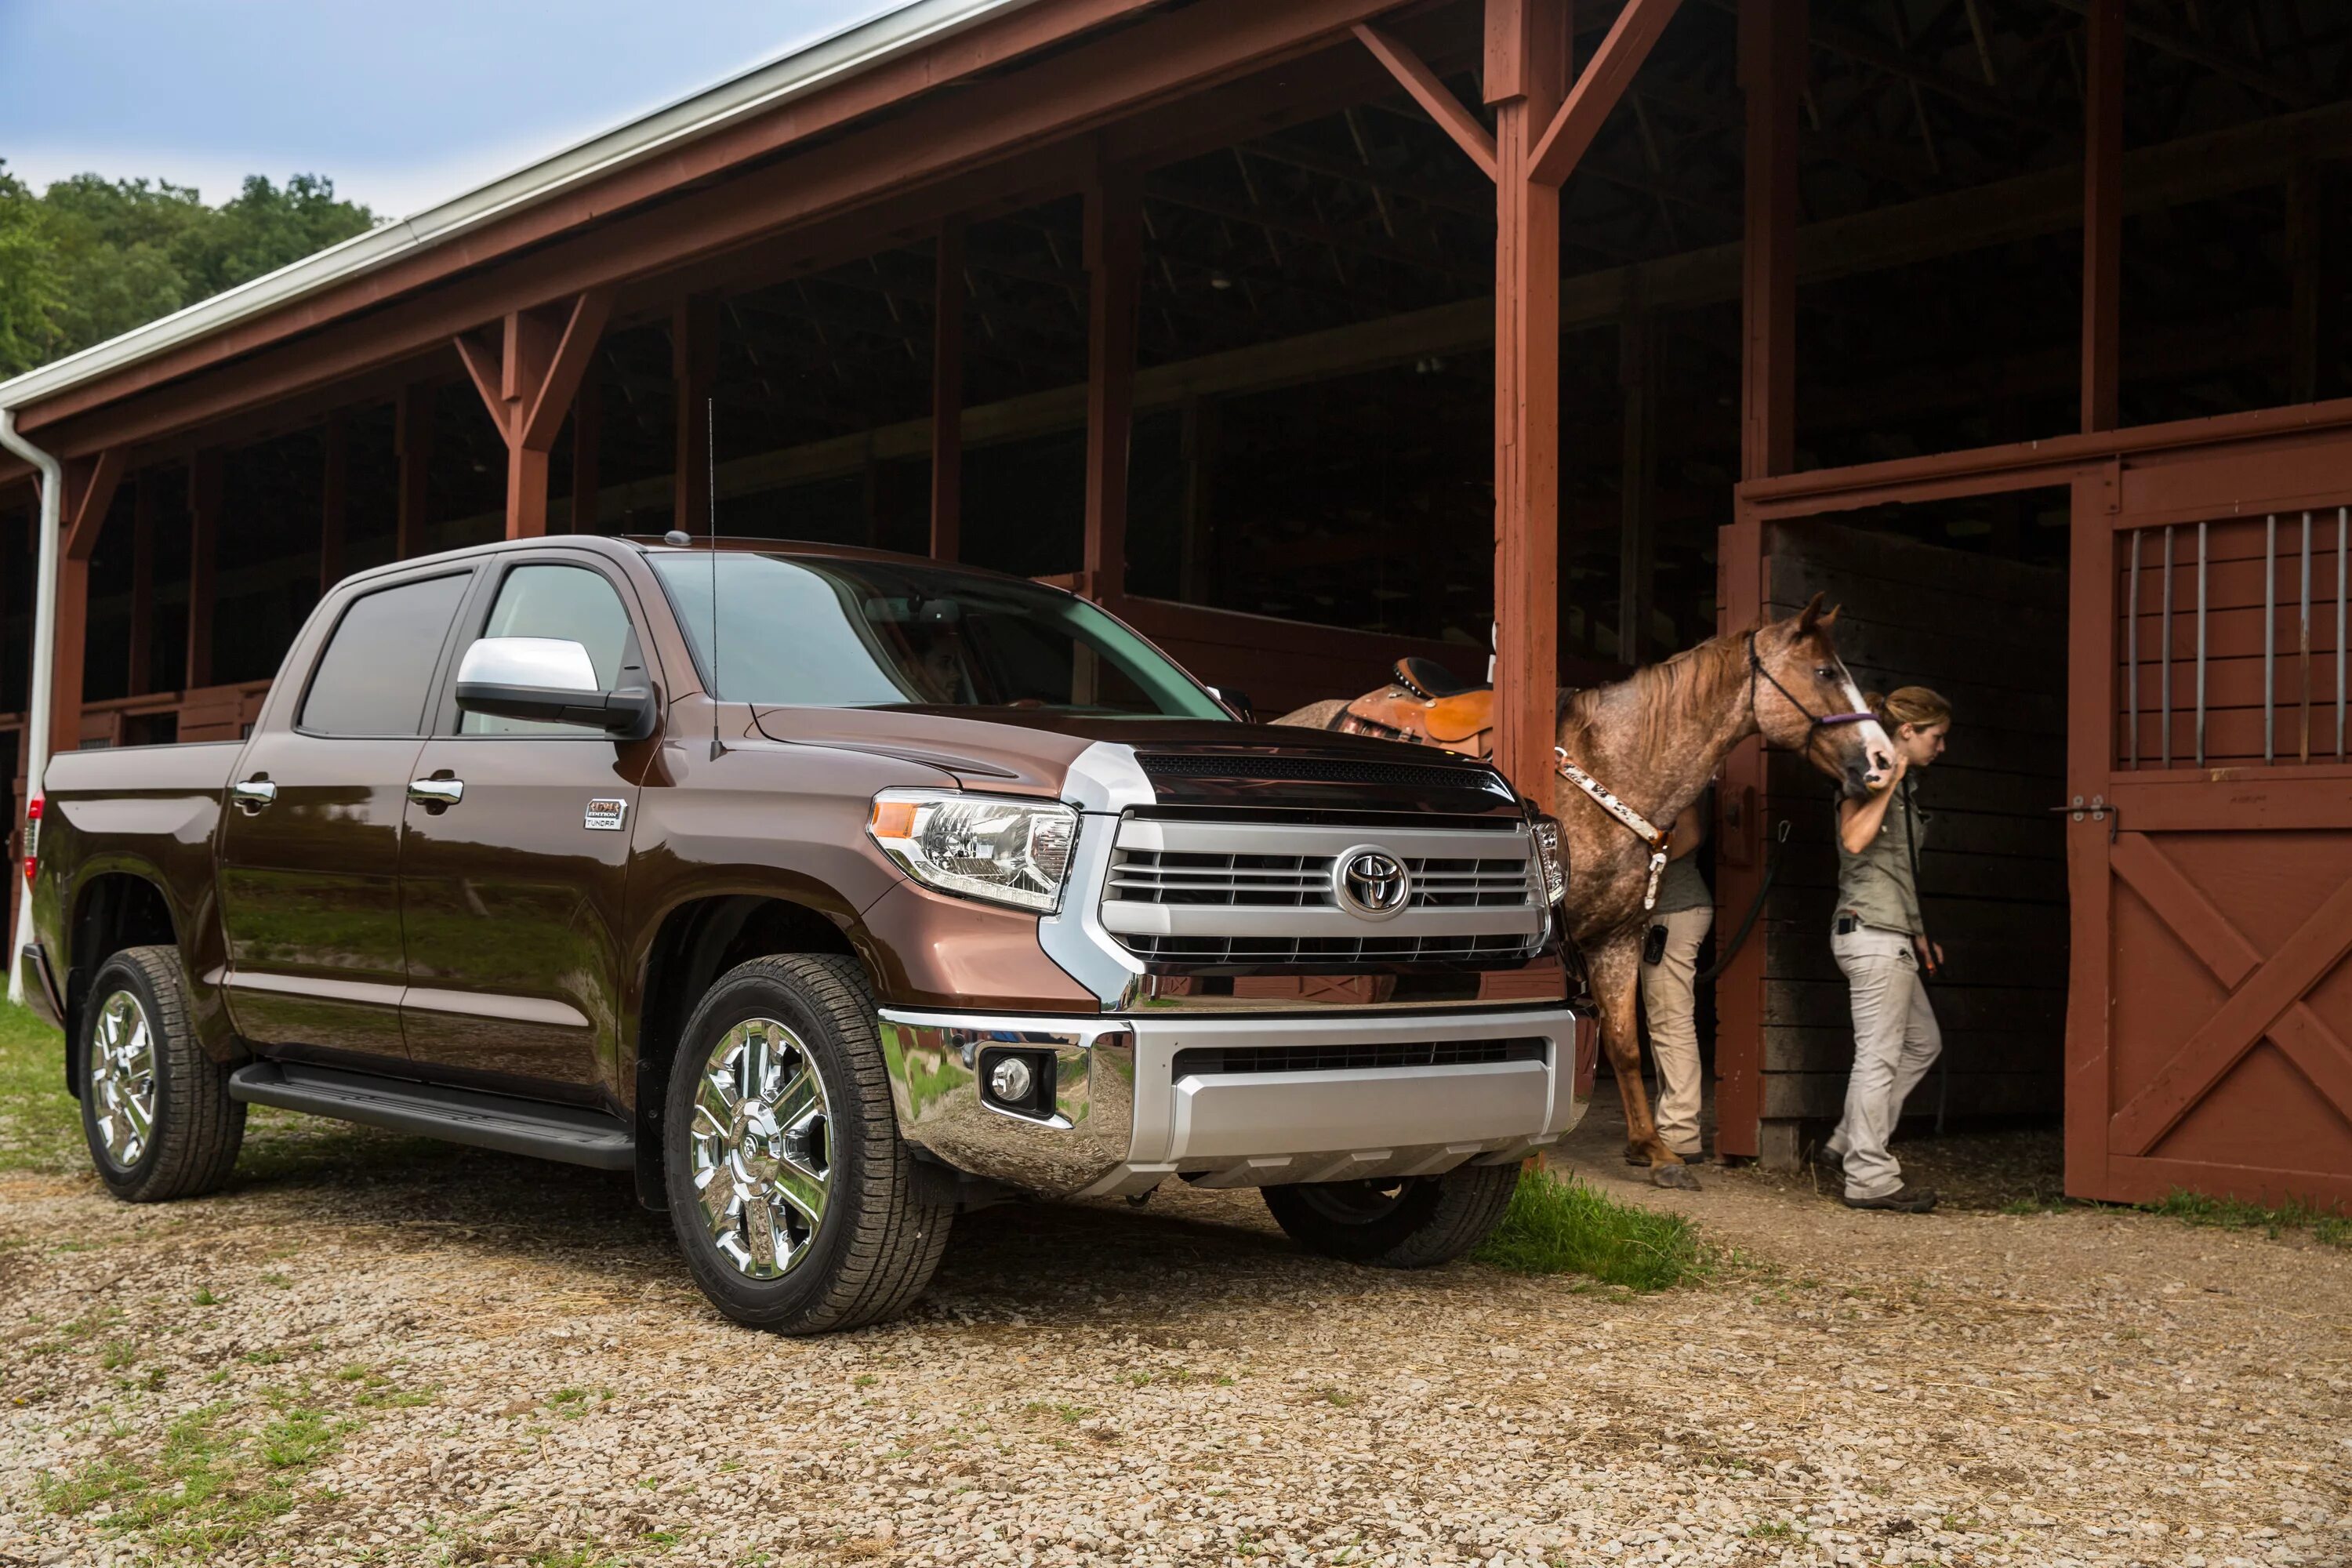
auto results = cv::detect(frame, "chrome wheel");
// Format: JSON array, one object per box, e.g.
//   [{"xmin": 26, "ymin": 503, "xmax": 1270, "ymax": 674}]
[
  {"xmin": 689, "ymin": 1018, "xmax": 832, "ymax": 1279},
  {"xmin": 88, "ymin": 989, "xmax": 158, "ymax": 1170}
]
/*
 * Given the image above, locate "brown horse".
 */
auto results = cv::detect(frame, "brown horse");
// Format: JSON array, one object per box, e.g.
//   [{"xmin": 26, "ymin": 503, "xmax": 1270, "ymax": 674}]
[{"xmin": 1276, "ymin": 598, "xmax": 1892, "ymax": 1187}]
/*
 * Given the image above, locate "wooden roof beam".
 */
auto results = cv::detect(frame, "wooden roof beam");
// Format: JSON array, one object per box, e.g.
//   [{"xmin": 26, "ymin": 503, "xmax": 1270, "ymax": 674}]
[
  {"xmin": 1352, "ymin": 24, "xmax": 1499, "ymax": 179},
  {"xmin": 62, "ymin": 447, "xmax": 127, "ymax": 563},
  {"xmin": 1530, "ymin": 0, "xmax": 1686, "ymax": 187}
]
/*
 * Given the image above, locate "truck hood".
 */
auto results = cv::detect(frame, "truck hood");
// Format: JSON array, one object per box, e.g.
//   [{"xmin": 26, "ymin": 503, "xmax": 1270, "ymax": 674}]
[{"xmin": 749, "ymin": 706, "xmax": 1523, "ymax": 817}]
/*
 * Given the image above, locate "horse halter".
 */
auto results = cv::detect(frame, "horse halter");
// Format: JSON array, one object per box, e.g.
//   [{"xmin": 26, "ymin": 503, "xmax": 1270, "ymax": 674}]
[{"xmin": 1746, "ymin": 630, "xmax": 1876, "ymax": 757}]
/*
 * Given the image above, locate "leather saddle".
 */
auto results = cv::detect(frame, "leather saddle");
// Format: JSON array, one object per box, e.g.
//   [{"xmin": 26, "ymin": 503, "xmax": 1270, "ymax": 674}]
[{"xmin": 1333, "ymin": 658, "xmax": 1495, "ymax": 760}]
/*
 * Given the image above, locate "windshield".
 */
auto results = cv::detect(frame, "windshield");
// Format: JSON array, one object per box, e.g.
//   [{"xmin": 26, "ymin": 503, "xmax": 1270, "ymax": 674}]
[{"xmin": 648, "ymin": 552, "xmax": 1231, "ymax": 720}]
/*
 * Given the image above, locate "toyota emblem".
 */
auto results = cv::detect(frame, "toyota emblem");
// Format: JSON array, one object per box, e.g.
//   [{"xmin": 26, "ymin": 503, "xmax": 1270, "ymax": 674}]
[{"xmin": 1334, "ymin": 846, "xmax": 1411, "ymax": 920}]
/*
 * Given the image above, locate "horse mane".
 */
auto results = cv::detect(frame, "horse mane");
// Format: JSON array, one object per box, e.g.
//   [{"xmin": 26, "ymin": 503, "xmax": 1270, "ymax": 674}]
[{"xmin": 1559, "ymin": 623, "xmax": 1752, "ymax": 757}]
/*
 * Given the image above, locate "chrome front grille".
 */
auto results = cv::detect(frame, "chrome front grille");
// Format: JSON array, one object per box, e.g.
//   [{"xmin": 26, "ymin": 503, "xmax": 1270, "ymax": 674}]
[
  {"xmin": 1098, "ymin": 816, "xmax": 1544, "ymax": 967},
  {"xmin": 1121, "ymin": 933, "xmax": 1537, "ymax": 964},
  {"xmin": 1109, "ymin": 849, "xmax": 1530, "ymax": 909}
]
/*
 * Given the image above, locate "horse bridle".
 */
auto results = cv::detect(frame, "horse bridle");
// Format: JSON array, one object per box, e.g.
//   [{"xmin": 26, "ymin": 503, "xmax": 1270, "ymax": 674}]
[{"xmin": 1746, "ymin": 630, "xmax": 1876, "ymax": 760}]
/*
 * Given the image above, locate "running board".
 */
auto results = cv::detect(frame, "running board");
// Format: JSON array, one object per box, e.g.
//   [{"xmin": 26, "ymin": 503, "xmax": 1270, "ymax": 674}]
[{"xmin": 227, "ymin": 1061, "xmax": 634, "ymax": 1171}]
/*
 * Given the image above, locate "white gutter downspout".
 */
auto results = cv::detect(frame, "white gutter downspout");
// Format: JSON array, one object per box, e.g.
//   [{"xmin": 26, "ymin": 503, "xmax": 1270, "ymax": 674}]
[{"xmin": 0, "ymin": 409, "xmax": 60, "ymax": 1007}]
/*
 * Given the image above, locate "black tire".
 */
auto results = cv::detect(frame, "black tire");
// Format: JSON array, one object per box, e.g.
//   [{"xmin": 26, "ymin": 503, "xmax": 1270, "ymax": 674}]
[
  {"xmin": 662, "ymin": 954, "xmax": 949, "ymax": 1334},
  {"xmin": 79, "ymin": 945, "xmax": 245, "ymax": 1203},
  {"xmin": 1262, "ymin": 1161, "xmax": 1519, "ymax": 1269}
]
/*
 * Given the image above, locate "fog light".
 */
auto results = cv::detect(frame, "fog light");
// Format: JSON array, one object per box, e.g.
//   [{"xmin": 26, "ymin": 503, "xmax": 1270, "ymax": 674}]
[{"xmin": 988, "ymin": 1054, "xmax": 1034, "ymax": 1103}]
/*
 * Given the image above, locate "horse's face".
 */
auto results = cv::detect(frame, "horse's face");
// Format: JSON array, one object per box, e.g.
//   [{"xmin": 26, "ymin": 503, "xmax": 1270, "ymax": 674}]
[{"xmin": 1754, "ymin": 597, "xmax": 1894, "ymax": 797}]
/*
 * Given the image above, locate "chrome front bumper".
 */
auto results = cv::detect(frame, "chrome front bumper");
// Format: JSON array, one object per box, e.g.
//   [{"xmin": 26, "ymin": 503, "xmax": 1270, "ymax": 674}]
[{"xmin": 877, "ymin": 1004, "xmax": 1585, "ymax": 1200}]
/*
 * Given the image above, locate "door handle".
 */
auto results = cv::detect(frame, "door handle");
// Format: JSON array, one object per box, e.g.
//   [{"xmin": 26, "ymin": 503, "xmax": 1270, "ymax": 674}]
[
  {"xmin": 230, "ymin": 779, "xmax": 278, "ymax": 813},
  {"xmin": 408, "ymin": 778, "xmax": 465, "ymax": 808}
]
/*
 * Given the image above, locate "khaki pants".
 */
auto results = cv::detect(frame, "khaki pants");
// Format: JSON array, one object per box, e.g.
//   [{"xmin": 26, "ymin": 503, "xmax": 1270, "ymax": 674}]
[
  {"xmin": 1637, "ymin": 905, "xmax": 1714, "ymax": 1158},
  {"xmin": 1827, "ymin": 926, "xmax": 1943, "ymax": 1200}
]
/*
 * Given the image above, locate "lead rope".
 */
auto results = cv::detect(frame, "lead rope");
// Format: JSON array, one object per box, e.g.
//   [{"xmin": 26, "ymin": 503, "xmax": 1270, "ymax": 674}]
[{"xmin": 1553, "ymin": 750, "xmax": 1671, "ymax": 911}]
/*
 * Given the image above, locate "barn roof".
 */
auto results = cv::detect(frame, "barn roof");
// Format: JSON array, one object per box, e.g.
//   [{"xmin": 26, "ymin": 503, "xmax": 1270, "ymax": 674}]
[{"xmin": 0, "ymin": 0, "xmax": 1029, "ymax": 414}]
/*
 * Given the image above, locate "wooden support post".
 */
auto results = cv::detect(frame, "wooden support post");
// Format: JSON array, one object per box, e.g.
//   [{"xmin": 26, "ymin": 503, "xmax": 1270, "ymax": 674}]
[
  {"xmin": 186, "ymin": 452, "xmax": 221, "ymax": 691},
  {"xmin": 1487, "ymin": 0, "xmax": 1570, "ymax": 795},
  {"xmin": 319, "ymin": 410, "xmax": 347, "ymax": 594},
  {"xmin": 2082, "ymin": 0, "xmax": 2123, "ymax": 433},
  {"xmin": 1083, "ymin": 170, "xmax": 1143, "ymax": 604},
  {"xmin": 53, "ymin": 554, "xmax": 89, "ymax": 757},
  {"xmin": 570, "ymin": 376, "xmax": 601, "ymax": 534},
  {"xmin": 53, "ymin": 449, "xmax": 125, "ymax": 757},
  {"xmin": 1617, "ymin": 299, "xmax": 1656, "ymax": 665},
  {"xmin": 395, "ymin": 383, "xmax": 433, "ymax": 560},
  {"xmin": 506, "ymin": 444, "xmax": 551, "ymax": 542},
  {"xmin": 128, "ymin": 474, "xmax": 155, "ymax": 697},
  {"xmin": 1729, "ymin": 0, "xmax": 1802, "ymax": 1163},
  {"xmin": 931, "ymin": 217, "xmax": 966, "ymax": 562},
  {"xmin": 1712, "ymin": 506, "xmax": 1767, "ymax": 1160},
  {"xmin": 456, "ymin": 289, "xmax": 615, "ymax": 539},
  {"xmin": 674, "ymin": 294, "xmax": 720, "ymax": 535},
  {"xmin": 1740, "ymin": 0, "xmax": 1802, "ymax": 482}
]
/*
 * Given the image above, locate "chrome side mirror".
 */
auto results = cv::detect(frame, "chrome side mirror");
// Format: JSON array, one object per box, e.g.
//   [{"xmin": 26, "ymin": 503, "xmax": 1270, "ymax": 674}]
[{"xmin": 454, "ymin": 637, "xmax": 655, "ymax": 739}]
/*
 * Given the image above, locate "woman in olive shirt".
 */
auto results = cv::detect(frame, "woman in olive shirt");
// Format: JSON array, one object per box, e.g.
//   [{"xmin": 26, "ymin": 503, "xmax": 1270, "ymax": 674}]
[{"xmin": 1823, "ymin": 687, "xmax": 1953, "ymax": 1214}]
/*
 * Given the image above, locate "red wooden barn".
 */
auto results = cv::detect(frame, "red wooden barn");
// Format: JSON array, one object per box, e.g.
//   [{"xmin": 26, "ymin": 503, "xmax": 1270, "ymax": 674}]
[{"xmin": 2, "ymin": 0, "xmax": 2348, "ymax": 1208}]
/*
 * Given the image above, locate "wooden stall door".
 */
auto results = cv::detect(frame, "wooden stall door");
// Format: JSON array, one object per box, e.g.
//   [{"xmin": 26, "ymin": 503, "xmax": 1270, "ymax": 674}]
[{"xmin": 2071, "ymin": 437, "xmax": 2352, "ymax": 1209}]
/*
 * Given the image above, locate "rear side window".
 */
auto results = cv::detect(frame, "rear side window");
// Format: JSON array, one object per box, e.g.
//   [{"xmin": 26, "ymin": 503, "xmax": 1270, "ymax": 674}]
[{"xmin": 299, "ymin": 574, "xmax": 470, "ymax": 736}]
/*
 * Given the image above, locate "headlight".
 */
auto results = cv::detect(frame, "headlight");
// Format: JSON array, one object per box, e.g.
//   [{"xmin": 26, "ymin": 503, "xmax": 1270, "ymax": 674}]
[
  {"xmin": 867, "ymin": 789, "xmax": 1079, "ymax": 913},
  {"xmin": 1530, "ymin": 814, "xmax": 1566, "ymax": 906}
]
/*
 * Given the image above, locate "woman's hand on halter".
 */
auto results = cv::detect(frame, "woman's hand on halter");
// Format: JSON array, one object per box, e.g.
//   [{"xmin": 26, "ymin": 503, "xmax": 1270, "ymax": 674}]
[{"xmin": 1837, "ymin": 746, "xmax": 1907, "ymax": 851}]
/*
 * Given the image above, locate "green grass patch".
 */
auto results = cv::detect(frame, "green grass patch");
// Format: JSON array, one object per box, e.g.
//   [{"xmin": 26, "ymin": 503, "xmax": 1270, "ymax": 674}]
[
  {"xmin": 2145, "ymin": 1189, "xmax": 2350, "ymax": 1248},
  {"xmin": 1472, "ymin": 1171, "xmax": 1712, "ymax": 1290},
  {"xmin": 35, "ymin": 1397, "xmax": 333, "ymax": 1551},
  {"xmin": 0, "ymin": 1002, "xmax": 74, "ymax": 1173}
]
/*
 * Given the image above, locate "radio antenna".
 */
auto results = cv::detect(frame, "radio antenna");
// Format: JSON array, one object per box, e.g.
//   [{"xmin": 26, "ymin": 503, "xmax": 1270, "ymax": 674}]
[{"xmin": 707, "ymin": 394, "xmax": 724, "ymax": 761}]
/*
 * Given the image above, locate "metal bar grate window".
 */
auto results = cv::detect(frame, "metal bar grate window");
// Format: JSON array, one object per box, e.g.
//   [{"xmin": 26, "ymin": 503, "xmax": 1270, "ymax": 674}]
[{"xmin": 2118, "ymin": 509, "xmax": 2350, "ymax": 771}]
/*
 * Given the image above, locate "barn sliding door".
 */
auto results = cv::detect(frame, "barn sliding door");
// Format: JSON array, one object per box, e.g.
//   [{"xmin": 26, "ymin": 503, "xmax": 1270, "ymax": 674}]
[{"xmin": 2069, "ymin": 439, "xmax": 2352, "ymax": 1209}]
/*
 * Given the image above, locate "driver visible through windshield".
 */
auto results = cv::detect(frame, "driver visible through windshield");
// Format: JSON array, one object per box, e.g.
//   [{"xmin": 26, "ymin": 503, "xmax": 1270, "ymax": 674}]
[{"xmin": 648, "ymin": 550, "xmax": 1229, "ymax": 720}]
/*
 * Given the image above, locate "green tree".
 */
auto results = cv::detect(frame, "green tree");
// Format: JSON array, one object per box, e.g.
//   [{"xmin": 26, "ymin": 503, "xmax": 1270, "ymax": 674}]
[
  {"xmin": 190, "ymin": 174, "xmax": 376, "ymax": 297},
  {"xmin": 0, "ymin": 165, "xmax": 375, "ymax": 378},
  {"xmin": 0, "ymin": 165, "xmax": 64, "ymax": 376}
]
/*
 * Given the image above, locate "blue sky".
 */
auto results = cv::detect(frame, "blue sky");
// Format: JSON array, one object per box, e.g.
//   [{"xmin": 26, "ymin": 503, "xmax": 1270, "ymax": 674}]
[{"xmin": 0, "ymin": 2, "xmax": 894, "ymax": 216}]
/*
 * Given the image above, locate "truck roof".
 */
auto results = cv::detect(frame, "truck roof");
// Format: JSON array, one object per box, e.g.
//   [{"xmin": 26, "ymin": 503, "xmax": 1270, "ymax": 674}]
[{"xmin": 328, "ymin": 532, "xmax": 1063, "ymax": 596}]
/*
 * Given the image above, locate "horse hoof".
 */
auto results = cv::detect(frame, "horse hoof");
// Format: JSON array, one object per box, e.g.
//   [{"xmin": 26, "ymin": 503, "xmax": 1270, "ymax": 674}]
[{"xmin": 1651, "ymin": 1163, "xmax": 1702, "ymax": 1192}]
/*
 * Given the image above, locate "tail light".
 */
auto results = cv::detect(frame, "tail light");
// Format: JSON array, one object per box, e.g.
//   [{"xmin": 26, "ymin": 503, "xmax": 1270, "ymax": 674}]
[{"xmin": 22, "ymin": 796, "xmax": 41, "ymax": 887}]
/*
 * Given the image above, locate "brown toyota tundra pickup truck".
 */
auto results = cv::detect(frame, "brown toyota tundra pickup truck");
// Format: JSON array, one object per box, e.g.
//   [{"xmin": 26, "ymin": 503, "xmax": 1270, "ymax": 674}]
[{"xmin": 23, "ymin": 534, "xmax": 1588, "ymax": 1332}]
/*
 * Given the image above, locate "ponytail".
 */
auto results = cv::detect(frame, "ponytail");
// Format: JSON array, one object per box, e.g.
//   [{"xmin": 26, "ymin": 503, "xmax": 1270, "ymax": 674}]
[{"xmin": 1864, "ymin": 684, "xmax": 1953, "ymax": 734}]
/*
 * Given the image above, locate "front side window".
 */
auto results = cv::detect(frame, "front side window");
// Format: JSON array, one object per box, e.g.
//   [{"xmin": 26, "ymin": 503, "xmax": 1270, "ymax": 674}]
[
  {"xmin": 460, "ymin": 564, "xmax": 640, "ymax": 735},
  {"xmin": 648, "ymin": 553, "xmax": 1228, "ymax": 720},
  {"xmin": 299, "ymin": 573, "xmax": 470, "ymax": 736}
]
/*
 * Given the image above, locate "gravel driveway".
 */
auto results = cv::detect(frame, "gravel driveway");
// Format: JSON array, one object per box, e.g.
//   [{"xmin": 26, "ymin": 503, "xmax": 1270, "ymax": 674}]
[{"xmin": 3, "ymin": 1099, "xmax": 2347, "ymax": 1568}]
